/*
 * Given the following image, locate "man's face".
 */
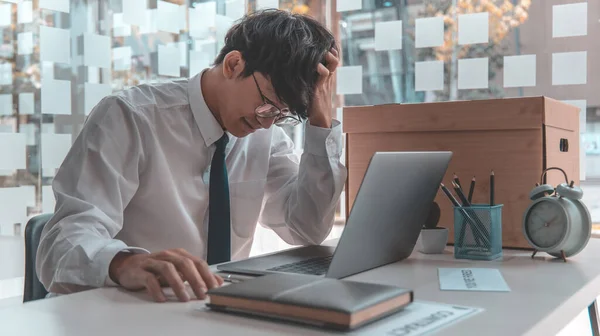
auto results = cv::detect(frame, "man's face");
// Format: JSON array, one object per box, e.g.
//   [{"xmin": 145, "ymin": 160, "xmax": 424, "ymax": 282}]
[{"xmin": 220, "ymin": 52, "xmax": 289, "ymax": 137}]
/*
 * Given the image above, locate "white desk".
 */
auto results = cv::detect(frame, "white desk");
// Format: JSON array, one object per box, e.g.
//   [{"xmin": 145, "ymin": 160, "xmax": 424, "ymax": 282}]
[{"xmin": 3, "ymin": 240, "xmax": 600, "ymax": 336}]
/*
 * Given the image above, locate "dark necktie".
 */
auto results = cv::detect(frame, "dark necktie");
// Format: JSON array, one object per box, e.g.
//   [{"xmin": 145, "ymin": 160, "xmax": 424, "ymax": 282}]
[{"xmin": 207, "ymin": 134, "xmax": 230, "ymax": 265}]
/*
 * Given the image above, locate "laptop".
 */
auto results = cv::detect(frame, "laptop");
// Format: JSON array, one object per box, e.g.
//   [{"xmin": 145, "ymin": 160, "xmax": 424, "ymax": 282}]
[{"xmin": 217, "ymin": 151, "xmax": 452, "ymax": 279}]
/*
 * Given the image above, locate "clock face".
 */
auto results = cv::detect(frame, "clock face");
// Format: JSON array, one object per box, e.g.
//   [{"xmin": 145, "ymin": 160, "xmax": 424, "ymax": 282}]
[{"xmin": 524, "ymin": 199, "xmax": 568, "ymax": 249}]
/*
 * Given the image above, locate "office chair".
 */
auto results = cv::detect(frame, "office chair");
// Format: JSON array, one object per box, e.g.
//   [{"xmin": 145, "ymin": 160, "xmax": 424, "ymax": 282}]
[{"xmin": 23, "ymin": 213, "xmax": 53, "ymax": 303}]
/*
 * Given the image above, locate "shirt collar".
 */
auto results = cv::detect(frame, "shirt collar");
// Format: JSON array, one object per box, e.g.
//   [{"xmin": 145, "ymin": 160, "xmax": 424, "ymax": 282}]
[{"xmin": 188, "ymin": 69, "xmax": 225, "ymax": 148}]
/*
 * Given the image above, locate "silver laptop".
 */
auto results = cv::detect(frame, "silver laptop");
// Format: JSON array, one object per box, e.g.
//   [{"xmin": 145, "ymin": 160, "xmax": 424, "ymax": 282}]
[{"xmin": 217, "ymin": 151, "xmax": 452, "ymax": 279}]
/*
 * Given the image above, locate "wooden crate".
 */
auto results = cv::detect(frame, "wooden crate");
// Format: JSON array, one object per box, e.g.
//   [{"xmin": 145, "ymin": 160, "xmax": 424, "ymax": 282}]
[{"xmin": 343, "ymin": 96, "xmax": 580, "ymax": 249}]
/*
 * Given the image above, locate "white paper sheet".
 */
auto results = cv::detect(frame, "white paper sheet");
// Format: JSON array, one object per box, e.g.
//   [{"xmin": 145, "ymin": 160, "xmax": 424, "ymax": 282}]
[
  {"xmin": 158, "ymin": 44, "xmax": 180, "ymax": 77},
  {"xmin": 40, "ymin": 26, "xmax": 71, "ymax": 64},
  {"xmin": 0, "ymin": 63, "xmax": 11, "ymax": 86},
  {"xmin": 256, "ymin": 0, "xmax": 279, "ymax": 10},
  {"xmin": 438, "ymin": 268, "xmax": 510, "ymax": 291},
  {"xmin": 458, "ymin": 12, "xmax": 489, "ymax": 45},
  {"xmin": 41, "ymin": 78, "xmax": 71, "ymax": 115},
  {"xmin": 336, "ymin": 66, "xmax": 363, "ymax": 95},
  {"xmin": 17, "ymin": 32, "xmax": 33, "ymax": 55},
  {"xmin": 113, "ymin": 13, "xmax": 132, "ymax": 37},
  {"xmin": 123, "ymin": 0, "xmax": 147, "ymax": 26},
  {"xmin": 415, "ymin": 60, "xmax": 444, "ymax": 91},
  {"xmin": 157, "ymin": 1, "xmax": 182, "ymax": 34},
  {"xmin": 39, "ymin": 0, "xmax": 70, "ymax": 13},
  {"xmin": 458, "ymin": 57, "xmax": 488, "ymax": 89},
  {"xmin": 189, "ymin": 50, "xmax": 211, "ymax": 77},
  {"xmin": 41, "ymin": 133, "xmax": 71, "ymax": 170},
  {"xmin": 18, "ymin": 92, "xmax": 34, "ymax": 115},
  {"xmin": 17, "ymin": 1, "xmax": 33, "ymax": 24},
  {"xmin": 42, "ymin": 185, "xmax": 56, "ymax": 214},
  {"xmin": 415, "ymin": 16, "xmax": 444, "ymax": 48},
  {"xmin": 552, "ymin": 51, "xmax": 587, "ymax": 85},
  {"xmin": 84, "ymin": 83, "xmax": 111, "ymax": 116},
  {"xmin": 226, "ymin": 0, "xmax": 245, "ymax": 21},
  {"xmin": 553, "ymin": 2, "xmax": 587, "ymax": 38},
  {"xmin": 0, "ymin": 187, "xmax": 28, "ymax": 235},
  {"xmin": 0, "ymin": 133, "xmax": 26, "ymax": 171},
  {"xmin": 189, "ymin": 2, "xmax": 216, "ymax": 38},
  {"xmin": 0, "ymin": 94, "xmax": 11, "ymax": 116},
  {"xmin": 375, "ymin": 20, "xmax": 402, "ymax": 51},
  {"xmin": 0, "ymin": 4, "xmax": 11, "ymax": 27},
  {"xmin": 336, "ymin": 0, "xmax": 361, "ymax": 12},
  {"xmin": 503, "ymin": 54, "xmax": 536, "ymax": 88},
  {"xmin": 83, "ymin": 33, "xmax": 111, "ymax": 68},
  {"xmin": 113, "ymin": 46, "xmax": 132, "ymax": 71}
]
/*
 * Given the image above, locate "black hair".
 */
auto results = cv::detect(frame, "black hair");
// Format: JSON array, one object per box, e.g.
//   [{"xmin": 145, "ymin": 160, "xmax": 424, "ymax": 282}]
[{"xmin": 214, "ymin": 9, "xmax": 337, "ymax": 119}]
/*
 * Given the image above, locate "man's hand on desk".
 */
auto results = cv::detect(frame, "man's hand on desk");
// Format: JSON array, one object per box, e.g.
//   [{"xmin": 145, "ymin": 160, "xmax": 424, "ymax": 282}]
[{"xmin": 108, "ymin": 249, "xmax": 224, "ymax": 303}]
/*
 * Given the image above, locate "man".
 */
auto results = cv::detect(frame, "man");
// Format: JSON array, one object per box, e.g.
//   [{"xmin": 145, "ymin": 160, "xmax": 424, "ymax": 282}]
[{"xmin": 36, "ymin": 9, "xmax": 346, "ymax": 303}]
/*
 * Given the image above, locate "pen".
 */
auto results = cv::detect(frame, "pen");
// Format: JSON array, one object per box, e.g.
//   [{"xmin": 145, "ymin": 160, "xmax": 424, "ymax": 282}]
[
  {"xmin": 214, "ymin": 272, "xmax": 256, "ymax": 284},
  {"xmin": 490, "ymin": 170, "xmax": 495, "ymax": 206},
  {"xmin": 468, "ymin": 176, "xmax": 475, "ymax": 203}
]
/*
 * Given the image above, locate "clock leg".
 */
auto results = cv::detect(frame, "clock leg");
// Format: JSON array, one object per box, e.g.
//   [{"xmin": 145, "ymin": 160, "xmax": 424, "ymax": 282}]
[
  {"xmin": 561, "ymin": 250, "xmax": 567, "ymax": 262},
  {"xmin": 531, "ymin": 250, "xmax": 537, "ymax": 259}
]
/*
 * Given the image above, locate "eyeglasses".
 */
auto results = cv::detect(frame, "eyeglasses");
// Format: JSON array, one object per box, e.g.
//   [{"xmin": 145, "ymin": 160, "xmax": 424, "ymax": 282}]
[{"xmin": 252, "ymin": 74, "xmax": 301, "ymax": 127}]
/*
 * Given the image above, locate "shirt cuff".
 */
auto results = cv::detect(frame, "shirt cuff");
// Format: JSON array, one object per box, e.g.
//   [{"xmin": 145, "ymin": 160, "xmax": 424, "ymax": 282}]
[
  {"xmin": 304, "ymin": 119, "xmax": 343, "ymax": 158},
  {"xmin": 99, "ymin": 242, "xmax": 151, "ymax": 287}
]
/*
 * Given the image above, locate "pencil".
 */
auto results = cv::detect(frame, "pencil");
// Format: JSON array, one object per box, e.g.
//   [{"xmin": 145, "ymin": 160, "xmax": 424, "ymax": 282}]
[
  {"xmin": 490, "ymin": 170, "xmax": 495, "ymax": 206},
  {"xmin": 453, "ymin": 173, "xmax": 461, "ymax": 189},
  {"xmin": 452, "ymin": 181, "xmax": 470, "ymax": 206},
  {"xmin": 452, "ymin": 181, "xmax": 490, "ymax": 245},
  {"xmin": 468, "ymin": 176, "xmax": 476, "ymax": 203},
  {"xmin": 440, "ymin": 183, "xmax": 460, "ymax": 207}
]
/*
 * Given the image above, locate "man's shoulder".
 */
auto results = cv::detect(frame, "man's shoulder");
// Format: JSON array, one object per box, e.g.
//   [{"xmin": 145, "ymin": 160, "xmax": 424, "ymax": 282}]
[{"xmin": 112, "ymin": 79, "xmax": 190, "ymax": 112}]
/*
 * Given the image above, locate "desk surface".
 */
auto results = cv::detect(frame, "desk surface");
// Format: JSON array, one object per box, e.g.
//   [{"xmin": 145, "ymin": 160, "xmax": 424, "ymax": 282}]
[{"xmin": 3, "ymin": 240, "xmax": 600, "ymax": 336}]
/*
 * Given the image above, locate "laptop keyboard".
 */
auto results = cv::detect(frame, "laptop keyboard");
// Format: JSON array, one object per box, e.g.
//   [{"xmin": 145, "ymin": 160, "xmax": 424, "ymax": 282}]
[{"xmin": 267, "ymin": 255, "xmax": 333, "ymax": 275}]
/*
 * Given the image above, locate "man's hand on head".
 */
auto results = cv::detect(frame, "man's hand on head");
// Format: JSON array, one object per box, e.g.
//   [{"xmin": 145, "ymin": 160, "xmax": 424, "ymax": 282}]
[
  {"xmin": 307, "ymin": 47, "xmax": 340, "ymax": 129},
  {"xmin": 108, "ymin": 248, "xmax": 224, "ymax": 303}
]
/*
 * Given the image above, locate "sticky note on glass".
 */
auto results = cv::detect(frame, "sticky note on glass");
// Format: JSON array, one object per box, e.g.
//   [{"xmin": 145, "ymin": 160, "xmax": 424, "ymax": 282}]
[
  {"xmin": 374, "ymin": 21, "xmax": 402, "ymax": 51},
  {"xmin": 553, "ymin": 2, "xmax": 587, "ymax": 38},
  {"xmin": 123, "ymin": 0, "xmax": 147, "ymax": 26},
  {"xmin": 189, "ymin": 50, "xmax": 212, "ymax": 77},
  {"xmin": 17, "ymin": 1, "xmax": 33, "ymax": 24},
  {"xmin": 336, "ymin": 66, "xmax": 363, "ymax": 95},
  {"xmin": 415, "ymin": 16, "xmax": 443, "ymax": 48},
  {"xmin": 0, "ymin": 187, "xmax": 28, "ymax": 229},
  {"xmin": 41, "ymin": 133, "xmax": 71, "ymax": 169},
  {"xmin": 0, "ymin": 133, "xmax": 26, "ymax": 170},
  {"xmin": 553, "ymin": 51, "xmax": 587, "ymax": 86},
  {"xmin": 139, "ymin": 9, "xmax": 157, "ymax": 34},
  {"xmin": 42, "ymin": 186, "xmax": 56, "ymax": 214},
  {"xmin": 0, "ymin": 63, "xmax": 11, "ymax": 85},
  {"xmin": 503, "ymin": 54, "xmax": 536, "ymax": 88},
  {"xmin": 458, "ymin": 58, "xmax": 488, "ymax": 89},
  {"xmin": 189, "ymin": 2, "xmax": 216, "ymax": 38},
  {"xmin": 438, "ymin": 268, "xmax": 510, "ymax": 292},
  {"xmin": 113, "ymin": 46, "xmax": 132, "ymax": 71},
  {"xmin": 40, "ymin": 26, "xmax": 71, "ymax": 64},
  {"xmin": 0, "ymin": 94, "xmax": 12, "ymax": 116},
  {"xmin": 226, "ymin": 0, "xmax": 246, "ymax": 20},
  {"xmin": 458, "ymin": 12, "xmax": 489, "ymax": 45},
  {"xmin": 158, "ymin": 44, "xmax": 180, "ymax": 77},
  {"xmin": 256, "ymin": 0, "xmax": 279, "ymax": 10},
  {"xmin": 41, "ymin": 78, "xmax": 71, "ymax": 115},
  {"xmin": 157, "ymin": 1, "xmax": 182, "ymax": 34},
  {"xmin": 216, "ymin": 15, "xmax": 234, "ymax": 42},
  {"xmin": 84, "ymin": 83, "xmax": 111, "ymax": 116},
  {"xmin": 39, "ymin": 0, "xmax": 70, "ymax": 13},
  {"xmin": 17, "ymin": 32, "xmax": 33, "ymax": 55},
  {"xmin": 113, "ymin": 13, "xmax": 132, "ymax": 37},
  {"xmin": 0, "ymin": 4, "xmax": 11, "ymax": 27},
  {"xmin": 563, "ymin": 100, "xmax": 587, "ymax": 134},
  {"xmin": 83, "ymin": 33, "xmax": 111, "ymax": 68},
  {"xmin": 415, "ymin": 60, "xmax": 444, "ymax": 91},
  {"xmin": 337, "ymin": 0, "xmax": 361, "ymax": 12},
  {"xmin": 19, "ymin": 123, "xmax": 36, "ymax": 146},
  {"xmin": 19, "ymin": 93, "xmax": 34, "ymax": 115}
]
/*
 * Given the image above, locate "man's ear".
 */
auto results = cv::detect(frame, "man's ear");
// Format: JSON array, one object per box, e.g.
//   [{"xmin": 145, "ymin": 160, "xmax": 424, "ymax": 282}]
[{"xmin": 222, "ymin": 51, "xmax": 246, "ymax": 79}]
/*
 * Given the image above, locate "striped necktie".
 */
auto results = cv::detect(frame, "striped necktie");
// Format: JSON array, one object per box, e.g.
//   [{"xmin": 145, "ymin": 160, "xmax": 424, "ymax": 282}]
[{"xmin": 207, "ymin": 134, "xmax": 230, "ymax": 265}]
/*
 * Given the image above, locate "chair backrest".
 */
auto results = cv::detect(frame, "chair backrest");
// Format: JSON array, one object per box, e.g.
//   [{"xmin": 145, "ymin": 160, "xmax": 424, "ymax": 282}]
[{"xmin": 23, "ymin": 213, "xmax": 54, "ymax": 303}]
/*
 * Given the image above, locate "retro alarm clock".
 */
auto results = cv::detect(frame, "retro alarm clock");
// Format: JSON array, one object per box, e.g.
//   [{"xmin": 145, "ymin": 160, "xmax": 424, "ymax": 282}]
[{"xmin": 522, "ymin": 167, "xmax": 592, "ymax": 262}]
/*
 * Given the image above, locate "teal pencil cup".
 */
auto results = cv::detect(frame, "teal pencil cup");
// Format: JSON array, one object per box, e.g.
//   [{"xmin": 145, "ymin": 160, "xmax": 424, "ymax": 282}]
[{"xmin": 453, "ymin": 204, "xmax": 503, "ymax": 260}]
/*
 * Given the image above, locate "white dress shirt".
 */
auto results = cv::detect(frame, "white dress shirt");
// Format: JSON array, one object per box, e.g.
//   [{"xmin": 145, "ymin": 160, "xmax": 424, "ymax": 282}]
[{"xmin": 36, "ymin": 70, "xmax": 347, "ymax": 294}]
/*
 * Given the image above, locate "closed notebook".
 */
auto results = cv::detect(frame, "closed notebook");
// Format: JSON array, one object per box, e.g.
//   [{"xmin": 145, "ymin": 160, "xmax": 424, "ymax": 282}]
[{"xmin": 206, "ymin": 273, "xmax": 413, "ymax": 330}]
